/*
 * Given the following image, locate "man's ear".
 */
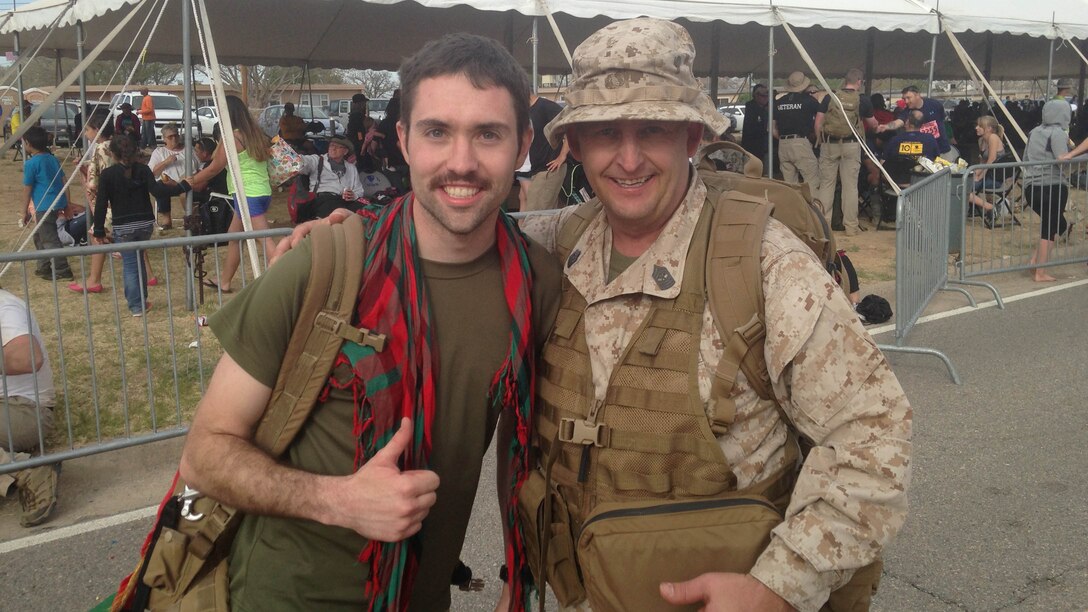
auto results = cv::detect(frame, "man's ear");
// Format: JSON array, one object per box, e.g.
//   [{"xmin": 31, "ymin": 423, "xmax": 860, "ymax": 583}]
[
  {"xmin": 396, "ymin": 120, "xmax": 409, "ymax": 165},
  {"xmin": 566, "ymin": 130, "xmax": 582, "ymax": 162},
  {"xmin": 685, "ymin": 123, "xmax": 704, "ymax": 157}
]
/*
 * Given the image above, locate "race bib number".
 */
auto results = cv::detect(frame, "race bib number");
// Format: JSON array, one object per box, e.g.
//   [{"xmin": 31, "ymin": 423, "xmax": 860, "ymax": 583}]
[{"xmin": 920, "ymin": 120, "xmax": 940, "ymax": 139}]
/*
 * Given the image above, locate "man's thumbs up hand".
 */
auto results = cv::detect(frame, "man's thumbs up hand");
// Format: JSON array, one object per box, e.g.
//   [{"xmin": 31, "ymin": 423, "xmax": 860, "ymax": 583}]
[{"xmin": 324, "ymin": 418, "xmax": 440, "ymax": 541}]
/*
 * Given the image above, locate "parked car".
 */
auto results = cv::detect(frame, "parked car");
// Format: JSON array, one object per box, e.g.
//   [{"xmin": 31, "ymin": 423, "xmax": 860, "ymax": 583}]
[
  {"xmin": 368, "ymin": 98, "xmax": 390, "ymax": 122},
  {"xmin": 256, "ymin": 104, "xmax": 345, "ymax": 139},
  {"xmin": 109, "ymin": 91, "xmax": 200, "ymax": 143},
  {"xmin": 718, "ymin": 105, "xmax": 745, "ymax": 132},
  {"xmin": 195, "ymin": 105, "xmax": 219, "ymax": 136},
  {"xmin": 35, "ymin": 101, "xmax": 81, "ymax": 147},
  {"xmin": 328, "ymin": 97, "xmax": 391, "ymax": 122}
]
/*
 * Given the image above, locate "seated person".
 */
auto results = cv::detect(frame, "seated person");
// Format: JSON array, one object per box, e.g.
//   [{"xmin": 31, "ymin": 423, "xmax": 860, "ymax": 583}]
[
  {"xmin": 297, "ymin": 137, "xmax": 365, "ymax": 219},
  {"xmin": 0, "ymin": 287, "xmax": 60, "ymax": 527},
  {"xmin": 278, "ymin": 103, "xmax": 307, "ymax": 151},
  {"xmin": 191, "ymin": 137, "xmax": 228, "ymax": 202},
  {"xmin": 967, "ymin": 115, "xmax": 1008, "ymax": 220},
  {"xmin": 882, "ymin": 110, "xmax": 939, "ymax": 170}
]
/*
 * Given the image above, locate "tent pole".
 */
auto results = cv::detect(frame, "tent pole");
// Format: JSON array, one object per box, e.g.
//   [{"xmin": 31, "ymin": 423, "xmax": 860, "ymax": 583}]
[
  {"xmin": 983, "ymin": 33, "xmax": 993, "ymax": 81},
  {"xmin": 182, "ymin": 0, "xmax": 195, "ymax": 310},
  {"xmin": 14, "ymin": 32, "xmax": 22, "ymax": 117},
  {"xmin": 709, "ymin": 22, "xmax": 720, "ymax": 107},
  {"xmin": 77, "ymin": 21, "xmax": 86, "ymax": 138},
  {"xmin": 926, "ymin": 33, "xmax": 937, "ymax": 97},
  {"xmin": 1079, "ymin": 40, "xmax": 1087, "ymax": 108},
  {"xmin": 531, "ymin": 18, "xmax": 538, "ymax": 94},
  {"xmin": 864, "ymin": 29, "xmax": 874, "ymax": 96},
  {"xmin": 767, "ymin": 26, "xmax": 774, "ymax": 178},
  {"xmin": 1045, "ymin": 39, "xmax": 1054, "ymax": 98}
]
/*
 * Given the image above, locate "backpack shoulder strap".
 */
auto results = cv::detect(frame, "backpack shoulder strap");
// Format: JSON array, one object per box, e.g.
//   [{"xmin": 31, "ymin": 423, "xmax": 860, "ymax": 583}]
[
  {"xmin": 705, "ymin": 190, "xmax": 776, "ymax": 408},
  {"xmin": 555, "ymin": 200, "xmax": 602, "ymax": 265},
  {"xmin": 253, "ymin": 213, "xmax": 373, "ymax": 455}
]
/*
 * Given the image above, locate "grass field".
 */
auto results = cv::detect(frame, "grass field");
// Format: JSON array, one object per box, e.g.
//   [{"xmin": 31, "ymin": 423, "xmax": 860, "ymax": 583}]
[{"xmin": 0, "ymin": 145, "xmax": 295, "ymax": 451}]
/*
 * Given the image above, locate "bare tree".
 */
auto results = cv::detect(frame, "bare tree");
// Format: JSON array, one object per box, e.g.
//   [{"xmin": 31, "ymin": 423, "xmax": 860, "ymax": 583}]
[
  {"xmin": 340, "ymin": 69, "xmax": 399, "ymax": 99},
  {"xmin": 196, "ymin": 65, "xmax": 345, "ymax": 109},
  {"xmin": 16, "ymin": 57, "xmax": 181, "ymax": 89}
]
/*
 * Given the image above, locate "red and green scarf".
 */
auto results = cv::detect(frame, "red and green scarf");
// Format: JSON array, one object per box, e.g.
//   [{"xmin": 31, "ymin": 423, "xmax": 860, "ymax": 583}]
[{"xmin": 325, "ymin": 196, "xmax": 536, "ymax": 611}]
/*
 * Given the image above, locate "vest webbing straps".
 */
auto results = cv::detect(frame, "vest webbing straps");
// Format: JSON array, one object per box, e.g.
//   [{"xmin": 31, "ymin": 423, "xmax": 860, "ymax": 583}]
[{"xmin": 705, "ymin": 190, "xmax": 776, "ymax": 406}]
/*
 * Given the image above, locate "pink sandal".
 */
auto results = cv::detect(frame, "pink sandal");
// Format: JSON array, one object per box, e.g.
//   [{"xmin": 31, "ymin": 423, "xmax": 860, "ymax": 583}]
[{"xmin": 68, "ymin": 282, "xmax": 103, "ymax": 294}]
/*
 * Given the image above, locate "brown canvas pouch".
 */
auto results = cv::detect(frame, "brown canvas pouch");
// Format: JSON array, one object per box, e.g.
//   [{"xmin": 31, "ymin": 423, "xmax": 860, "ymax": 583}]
[
  {"xmin": 575, "ymin": 495, "xmax": 782, "ymax": 612},
  {"xmin": 517, "ymin": 470, "xmax": 586, "ymax": 606}
]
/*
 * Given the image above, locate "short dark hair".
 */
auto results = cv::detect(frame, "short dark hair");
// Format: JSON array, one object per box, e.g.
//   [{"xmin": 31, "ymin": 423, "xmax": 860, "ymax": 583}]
[
  {"xmin": 22, "ymin": 126, "xmax": 49, "ymax": 152},
  {"xmin": 905, "ymin": 110, "xmax": 924, "ymax": 129},
  {"xmin": 284, "ymin": 102, "xmax": 295, "ymax": 114},
  {"xmin": 195, "ymin": 137, "xmax": 217, "ymax": 154},
  {"xmin": 901, "ymin": 85, "xmax": 921, "ymax": 96},
  {"xmin": 398, "ymin": 33, "xmax": 530, "ymax": 146}
]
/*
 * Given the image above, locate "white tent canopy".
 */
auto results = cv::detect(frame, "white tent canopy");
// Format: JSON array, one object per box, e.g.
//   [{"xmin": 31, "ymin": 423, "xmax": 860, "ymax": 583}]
[{"xmin": 0, "ymin": 0, "xmax": 1083, "ymax": 80}]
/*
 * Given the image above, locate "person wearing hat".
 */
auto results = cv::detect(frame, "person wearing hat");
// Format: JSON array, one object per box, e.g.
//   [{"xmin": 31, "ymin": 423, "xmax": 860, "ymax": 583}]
[
  {"xmin": 296, "ymin": 135, "xmax": 366, "ymax": 219},
  {"xmin": 113, "ymin": 102, "xmax": 141, "ymax": 147},
  {"xmin": 516, "ymin": 17, "xmax": 911, "ymax": 612},
  {"xmin": 1054, "ymin": 78, "xmax": 1074, "ymax": 101},
  {"xmin": 773, "ymin": 71, "xmax": 822, "ymax": 196}
]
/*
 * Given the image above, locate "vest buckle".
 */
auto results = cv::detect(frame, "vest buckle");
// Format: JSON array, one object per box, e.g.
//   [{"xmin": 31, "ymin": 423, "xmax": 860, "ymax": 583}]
[{"xmin": 558, "ymin": 418, "xmax": 609, "ymax": 447}]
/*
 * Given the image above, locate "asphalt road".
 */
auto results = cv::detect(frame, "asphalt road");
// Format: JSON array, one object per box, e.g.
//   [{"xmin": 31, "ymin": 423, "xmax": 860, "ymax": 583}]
[{"xmin": 2, "ymin": 280, "xmax": 1086, "ymax": 612}]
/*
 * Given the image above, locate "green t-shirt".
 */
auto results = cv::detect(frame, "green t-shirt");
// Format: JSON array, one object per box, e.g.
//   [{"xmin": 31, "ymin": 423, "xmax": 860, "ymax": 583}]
[{"xmin": 209, "ymin": 234, "xmax": 560, "ymax": 611}]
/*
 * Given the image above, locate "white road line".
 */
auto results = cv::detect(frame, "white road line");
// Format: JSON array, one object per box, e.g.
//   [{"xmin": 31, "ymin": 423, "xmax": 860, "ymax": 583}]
[
  {"xmin": 868, "ymin": 278, "xmax": 1088, "ymax": 337},
  {"xmin": 2, "ymin": 278, "xmax": 1085, "ymax": 554},
  {"xmin": 0, "ymin": 504, "xmax": 158, "ymax": 554}
]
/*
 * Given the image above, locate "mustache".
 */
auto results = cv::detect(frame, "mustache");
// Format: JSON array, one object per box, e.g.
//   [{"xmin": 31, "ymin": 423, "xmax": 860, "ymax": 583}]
[{"xmin": 427, "ymin": 172, "xmax": 492, "ymax": 192}]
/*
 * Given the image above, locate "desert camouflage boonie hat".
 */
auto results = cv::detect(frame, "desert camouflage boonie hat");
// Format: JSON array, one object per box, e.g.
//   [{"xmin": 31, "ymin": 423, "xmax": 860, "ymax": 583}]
[{"xmin": 544, "ymin": 18, "xmax": 730, "ymax": 147}]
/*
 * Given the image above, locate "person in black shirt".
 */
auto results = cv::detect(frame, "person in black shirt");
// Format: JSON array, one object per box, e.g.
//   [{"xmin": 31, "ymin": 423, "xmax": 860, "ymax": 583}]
[
  {"xmin": 741, "ymin": 83, "xmax": 772, "ymax": 169},
  {"xmin": 93, "ymin": 135, "xmax": 190, "ymax": 316},
  {"xmin": 773, "ymin": 72, "xmax": 821, "ymax": 195},
  {"xmin": 516, "ymin": 93, "xmax": 570, "ymax": 210}
]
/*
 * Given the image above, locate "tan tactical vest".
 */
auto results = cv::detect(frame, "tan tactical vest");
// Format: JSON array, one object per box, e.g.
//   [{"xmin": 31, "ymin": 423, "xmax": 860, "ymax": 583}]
[
  {"xmin": 535, "ymin": 198, "xmax": 796, "ymax": 526},
  {"xmin": 823, "ymin": 88, "xmax": 862, "ymax": 138}
]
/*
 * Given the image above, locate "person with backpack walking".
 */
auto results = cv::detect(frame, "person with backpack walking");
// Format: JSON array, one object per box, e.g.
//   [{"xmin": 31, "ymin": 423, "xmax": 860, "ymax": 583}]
[
  {"xmin": 176, "ymin": 34, "xmax": 560, "ymax": 611},
  {"xmin": 815, "ymin": 68, "xmax": 878, "ymax": 236},
  {"xmin": 513, "ymin": 19, "xmax": 911, "ymax": 612},
  {"xmin": 21, "ymin": 126, "xmax": 73, "ymax": 281}
]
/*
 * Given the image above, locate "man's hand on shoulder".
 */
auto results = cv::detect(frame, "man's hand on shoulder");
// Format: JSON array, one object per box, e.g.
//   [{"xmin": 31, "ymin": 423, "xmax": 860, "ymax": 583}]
[
  {"xmin": 320, "ymin": 418, "xmax": 440, "ymax": 542},
  {"xmin": 660, "ymin": 572, "xmax": 795, "ymax": 612},
  {"xmin": 269, "ymin": 208, "xmax": 355, "ymax": 265}
]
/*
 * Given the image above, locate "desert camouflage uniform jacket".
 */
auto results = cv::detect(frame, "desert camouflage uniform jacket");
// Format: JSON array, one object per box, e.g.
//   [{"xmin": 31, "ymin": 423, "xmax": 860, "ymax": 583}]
[{"xmin": 519, "ymin": 170, "xmax": 912, "ymax": 612}]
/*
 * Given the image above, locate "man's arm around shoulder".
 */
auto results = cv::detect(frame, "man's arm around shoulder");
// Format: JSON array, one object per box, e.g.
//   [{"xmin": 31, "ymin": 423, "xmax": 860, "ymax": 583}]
[{"xmin": 180, "ymin": 349, "xmax": 440, "ymax": 542}]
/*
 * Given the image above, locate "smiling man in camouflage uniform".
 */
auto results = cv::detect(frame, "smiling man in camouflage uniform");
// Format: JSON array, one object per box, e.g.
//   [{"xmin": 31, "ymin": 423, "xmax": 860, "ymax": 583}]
[{"xmin": 517, "ymin": 18, "xmax": 912, "ymax": 612}]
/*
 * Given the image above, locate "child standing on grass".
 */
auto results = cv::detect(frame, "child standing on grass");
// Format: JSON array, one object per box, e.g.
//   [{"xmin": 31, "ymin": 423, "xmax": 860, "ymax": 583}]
[
  {"xmin": 22, "ymin": 126, "xmax": 73, "ymax": 281},
  {"xmin": 93, "ymin": 136, "xmax": 190, "ymax": 317}
]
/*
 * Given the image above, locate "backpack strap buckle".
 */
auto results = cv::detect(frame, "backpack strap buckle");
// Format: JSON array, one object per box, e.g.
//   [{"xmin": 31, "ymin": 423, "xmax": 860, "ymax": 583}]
[
  {"xmin": 558, "ymin": 418, "xmax": 610, "ymax": 447},
  {"xmin": 315, "ymin": 312, "xmax": 387, "ymax": 351}
]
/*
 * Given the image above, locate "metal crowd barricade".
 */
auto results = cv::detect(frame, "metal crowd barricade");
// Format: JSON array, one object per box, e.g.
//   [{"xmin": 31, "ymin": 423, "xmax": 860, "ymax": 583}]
[
  {"xmin": 876, "ymin": 168, "xmax": 963, "ymax": 383},
  {"xmin": 955, "ymin": 157, "xmax": 1088, "ymax": 304},
  {"xmin": 0, "ymin": 228, "xmax": 291, "ymax": 476}
]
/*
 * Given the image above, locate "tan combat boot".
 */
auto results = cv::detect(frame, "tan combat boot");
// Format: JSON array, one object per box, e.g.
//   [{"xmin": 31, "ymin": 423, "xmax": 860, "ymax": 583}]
[{"xmin": 16, "ymin": 463, "xmax": 60, "ymax": 527}]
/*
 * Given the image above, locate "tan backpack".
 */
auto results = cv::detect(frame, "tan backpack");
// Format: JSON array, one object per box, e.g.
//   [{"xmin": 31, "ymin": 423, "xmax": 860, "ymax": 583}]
[
  {"xmin": 822, "ymin": 89, "xmax": 863, "ymax": 139},
  {"xmin": 112, "ymin": 215, "xmax": 382, "ymax": 612}
]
